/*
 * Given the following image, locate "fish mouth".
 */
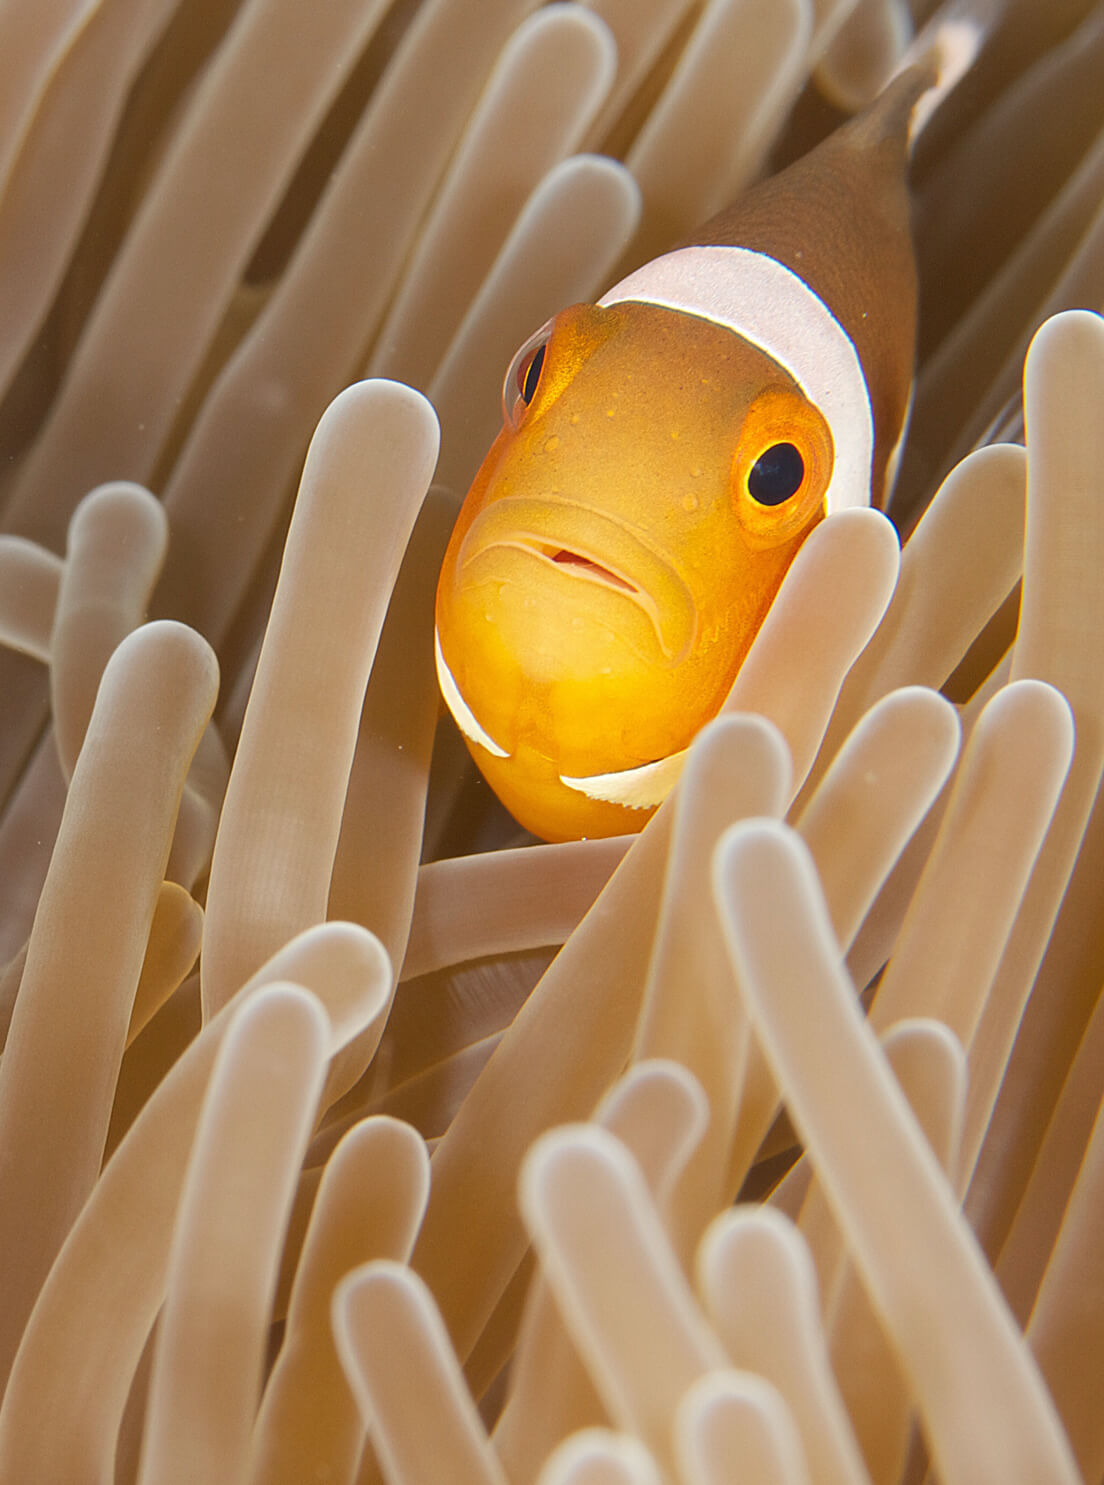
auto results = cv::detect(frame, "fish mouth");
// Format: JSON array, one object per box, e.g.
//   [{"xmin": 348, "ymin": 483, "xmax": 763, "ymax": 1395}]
[
  {"xmin": 460, "ymin": 497, "xmax": 696, "ymax": 662},
  {"xmin": 542, "ymin": 546, "xmax": 639, "ymax": 594}
]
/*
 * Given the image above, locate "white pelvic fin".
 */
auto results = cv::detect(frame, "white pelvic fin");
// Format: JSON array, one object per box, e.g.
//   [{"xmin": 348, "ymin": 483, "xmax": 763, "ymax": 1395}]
[
  {"xmin": 435, "ymin": 629, "xmax": 510, "ymax": 758},
  {"xmin": 560, "ymin": 749, "xmax": 688, "ymax": 809}
]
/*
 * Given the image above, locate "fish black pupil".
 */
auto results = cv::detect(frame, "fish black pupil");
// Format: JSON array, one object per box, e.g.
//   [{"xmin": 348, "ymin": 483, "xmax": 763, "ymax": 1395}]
[
  {"xmin": 521, "ymin": 343, "xmax": 546, "ymax": 405},
  {"xmin": 748, "ymin": 442, "xmax": 804, "ymax": 505}
]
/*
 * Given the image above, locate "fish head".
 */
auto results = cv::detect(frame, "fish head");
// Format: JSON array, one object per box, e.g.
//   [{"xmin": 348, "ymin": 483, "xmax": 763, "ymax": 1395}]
[{"xmin": 435, "ymin": 298, "xmax": 834, "ymax": 840}]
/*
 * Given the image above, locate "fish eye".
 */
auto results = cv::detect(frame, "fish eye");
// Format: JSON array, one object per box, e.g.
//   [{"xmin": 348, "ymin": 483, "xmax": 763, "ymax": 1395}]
[
  {"xmin": 503, "ymin": 321, "xmax": 553, "ymax": 428},
  {"xmin": 520, "ymin": 343, "xmax": 545, "ymax": 405},
  {"xmin": 747, "ymin": 442, "xmax": 805, "ymax": 505},
  {"xmin": 732, "ymin": 387, "xmax": 834, "ymax": 546}
]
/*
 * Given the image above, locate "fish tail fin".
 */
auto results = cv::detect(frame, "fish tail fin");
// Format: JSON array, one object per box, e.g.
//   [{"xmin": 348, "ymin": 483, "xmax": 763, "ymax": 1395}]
[{"xmin": 889, "ymin": 0, "xmax": 1004, "ymax": 147}]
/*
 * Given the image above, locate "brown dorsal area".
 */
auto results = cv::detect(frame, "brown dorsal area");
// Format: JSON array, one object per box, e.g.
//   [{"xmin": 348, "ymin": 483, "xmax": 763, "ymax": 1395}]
[{"xmin": 685, "ymin": 67, "xmax": 934, "ymax": 504}]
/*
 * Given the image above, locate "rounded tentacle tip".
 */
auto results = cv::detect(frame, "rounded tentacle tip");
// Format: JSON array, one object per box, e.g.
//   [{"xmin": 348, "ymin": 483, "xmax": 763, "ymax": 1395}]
[
  {"xmin": 1025, "ymin": 307, "xmax": 1104, "ymax": 381},
  {"xmin": 711, "ymin": 817, "xmax": 830, "ymax": 966},
  {"xmin": 310, "ymin": 377, "xmax": 443, "ymax": 476}
]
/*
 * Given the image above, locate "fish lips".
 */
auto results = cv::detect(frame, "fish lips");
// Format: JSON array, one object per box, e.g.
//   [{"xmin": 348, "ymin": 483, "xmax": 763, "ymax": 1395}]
[{"xmin": 458, "ymin": 496, "xmax": 697, "ymax": 664}]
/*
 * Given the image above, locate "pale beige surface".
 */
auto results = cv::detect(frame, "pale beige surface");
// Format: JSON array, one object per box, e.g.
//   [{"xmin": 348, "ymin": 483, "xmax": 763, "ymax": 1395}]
[
  {"xmin": 0, "ymin": 536, "xmax": 61, "ymax": 659},
  {"xmin": 249, "ymin": 1116, "xmax": 430, "ymax": 1485},
  {"xmin": 966, "ymin": 310, "xmax": 1104, "ymax": 1222},
  {"xmin": 136, "ymin": 986, "xmax": 329, "ymax": 1485},
  {"xmin": 126, "ymin": 881, "xmax": 204, "ymax": 1045},
  {"xmin": 622, "ymin": 0, "xmax": 812, "ymax": 265},
  {"xmin": 0, "ymin": 3, "xmax": 1102, "ymax": 1483},
  {"xmin": 825, "ymin": 1019, "xmax": 964, "ymax": 1484},
  {"xmin": 401, "ymin": 837, "xmax": 631, "ymax": 981},
  {"xmin": 0, "ymin": 925, "xmax": 390, "ymax": 1481},
  {"xmin": 674, "ymin": 1370, "xmax": 812, "ymax": 1485},
  {"xmin": 521, "ymin": 1125, "xmax": 728, "ymax": 1475},
  {"xmin": 698, "ymin": 1206, "xmax": 871, "ymax": 1485},
  {"xmin": 0, "ymin": 620, "xmax": 218, "ymax": 1387},
  {"xmin": 366, "ymin": 5, "xmax": 616, "ymax": 389},
  {"xmin": 5, "ymin": 0, "xmax": 393, "ymax": 542},
  {"xmin": 536, "ymin": 1428, "xmax": 664, "ymax": 1485},
  {"xmin": 335, "ymin": 1261, "xmax": 509, "ymax": 1485},
  {"xmin": 715, "ymin": 820, "xmax": 1080, "ymax": 1485},
  {"xmin": 497, "ymin": 1062, "xmax": 708, "ymax": 1485},
  {"xmin": 50, "ymin": 482, "xmax": 168, "ymax": 777},
  {"xmin": 201, "ymin": 380, "xmax": 438, "ymax": 1021}
]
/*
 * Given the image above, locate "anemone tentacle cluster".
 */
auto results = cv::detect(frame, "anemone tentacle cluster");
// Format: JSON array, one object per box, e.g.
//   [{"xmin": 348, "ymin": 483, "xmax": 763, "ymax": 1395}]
[{"xmin": 0, "ymin": 2, "xmax": 1103, "ymax": 1483}]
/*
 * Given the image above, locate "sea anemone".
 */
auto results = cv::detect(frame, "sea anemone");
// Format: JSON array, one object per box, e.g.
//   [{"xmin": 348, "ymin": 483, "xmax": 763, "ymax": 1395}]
[{"xmin": 0, "ymin": 1, "xmax": 1102, "ymax": 1482}]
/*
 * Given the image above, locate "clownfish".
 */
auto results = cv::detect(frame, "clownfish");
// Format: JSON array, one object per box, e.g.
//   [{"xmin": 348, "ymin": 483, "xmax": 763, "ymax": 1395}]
[{"xmin": 435, "ymin": 68, "xmax": 933, "ymax": 842}]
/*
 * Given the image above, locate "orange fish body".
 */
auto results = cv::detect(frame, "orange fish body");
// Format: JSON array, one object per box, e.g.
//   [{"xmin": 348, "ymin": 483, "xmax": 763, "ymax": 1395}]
[{"xmin": 436, "ymin": 72, "xmax": 928, "ymax": 841}]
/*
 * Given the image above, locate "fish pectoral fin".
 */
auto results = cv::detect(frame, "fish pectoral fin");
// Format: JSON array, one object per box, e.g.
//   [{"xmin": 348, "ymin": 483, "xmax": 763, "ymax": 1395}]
[
  {"xmin": 559, "ymin": 749, "xmax": 688, "ymax": 810},
  {"xmin": 435, "ymin": 630, "xmax": 510, "ymax": 758}
]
